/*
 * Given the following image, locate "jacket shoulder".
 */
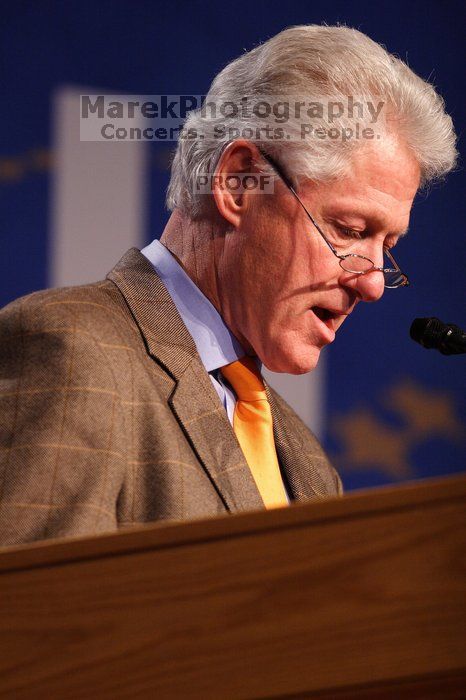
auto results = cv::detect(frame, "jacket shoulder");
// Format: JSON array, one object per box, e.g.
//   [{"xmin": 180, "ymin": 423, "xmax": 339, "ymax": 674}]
[{"xmin": 0, "ymin": 280, "xmax": 136, "ymax": 344}]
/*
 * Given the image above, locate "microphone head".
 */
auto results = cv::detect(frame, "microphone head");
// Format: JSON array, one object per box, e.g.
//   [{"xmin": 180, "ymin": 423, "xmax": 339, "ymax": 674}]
[
  {"xmin": 410, "ymin": 317, "xmax": 445, "ymax": 349},
  {"xmin": 410, "ymin": 317, "xmax": 466, "ymax": 355}
]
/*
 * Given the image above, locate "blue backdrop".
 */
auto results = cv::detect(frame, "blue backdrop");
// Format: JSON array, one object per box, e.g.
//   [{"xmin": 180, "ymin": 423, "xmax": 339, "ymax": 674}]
[{"xmin": 1, "ymin": 0, "xmax": 464, "ymax": 490}]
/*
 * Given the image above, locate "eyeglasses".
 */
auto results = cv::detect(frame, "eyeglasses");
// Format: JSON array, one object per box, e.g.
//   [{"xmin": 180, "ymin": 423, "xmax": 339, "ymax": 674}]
[{"xmin": 261, "ymin": 152, "xmax": 409, "ymax": 288}]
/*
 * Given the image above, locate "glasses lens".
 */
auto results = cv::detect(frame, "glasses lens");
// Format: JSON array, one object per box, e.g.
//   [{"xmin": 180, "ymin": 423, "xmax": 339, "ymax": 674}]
[
  {"xmin": 383, "ymin": 270, "xmax": 409, "ymax": 288},
  {"xmin": 339, "ymin": 254, "xmax": 374, "ymax": 274},
  {"xmin": 339, "ymin": 256, "xmax": 408, "ymax": 287}
]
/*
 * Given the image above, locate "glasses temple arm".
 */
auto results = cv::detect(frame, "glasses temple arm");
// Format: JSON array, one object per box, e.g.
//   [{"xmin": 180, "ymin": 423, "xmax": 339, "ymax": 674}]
[{"xmin": 260, "ymin": 151, "xmax": 339, "ymax": 255}]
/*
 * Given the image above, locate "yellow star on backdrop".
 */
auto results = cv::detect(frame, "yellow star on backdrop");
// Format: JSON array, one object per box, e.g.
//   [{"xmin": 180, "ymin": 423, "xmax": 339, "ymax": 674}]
[
  {"xmin": 330, "ymin": 378, "xmax": 464, "ymax": 480},
  {"xmin": 384, "ymin": 380, "xmax": 464, "ymax": 440},
  {"xmin": 332, "ymin": 408, "xmax": 412, "ymax": 478}
]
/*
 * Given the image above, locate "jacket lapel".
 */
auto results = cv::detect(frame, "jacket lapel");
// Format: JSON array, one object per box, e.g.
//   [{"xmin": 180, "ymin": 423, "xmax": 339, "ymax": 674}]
[
  {"xmin": 266, "ymin": 383, "xmax": 334, "ymax": 502},
  {"xmin": 170, "ymin": 362, "xmax": 264, "ymax": 513},
  {"xmin": 107, "ymin": 248, "xmax": 264, "ymax": 514}
]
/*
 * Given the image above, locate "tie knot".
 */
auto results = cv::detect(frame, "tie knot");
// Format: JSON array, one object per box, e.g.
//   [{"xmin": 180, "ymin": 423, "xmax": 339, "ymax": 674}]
[{"xmin": 221, "ymin": 356, "xmax": 266, "ymax": 402}]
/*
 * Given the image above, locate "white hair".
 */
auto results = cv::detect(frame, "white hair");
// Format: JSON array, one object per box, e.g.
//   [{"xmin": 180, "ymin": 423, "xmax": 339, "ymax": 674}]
[{"xmin": 166, "ymin": 25, "xmax": 457, "ymax": 217}]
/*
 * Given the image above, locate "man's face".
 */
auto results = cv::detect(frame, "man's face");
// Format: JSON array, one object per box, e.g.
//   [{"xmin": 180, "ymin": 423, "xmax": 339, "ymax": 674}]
[{"xmin": 217, "ymin": 137, "xmax": 421, "ymax": 373}]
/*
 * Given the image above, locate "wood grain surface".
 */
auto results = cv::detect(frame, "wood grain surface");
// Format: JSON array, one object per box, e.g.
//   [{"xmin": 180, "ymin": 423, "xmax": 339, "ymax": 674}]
[{"xmin": 0, "ymin": 474, "xmax": 465, "ymax": 699}]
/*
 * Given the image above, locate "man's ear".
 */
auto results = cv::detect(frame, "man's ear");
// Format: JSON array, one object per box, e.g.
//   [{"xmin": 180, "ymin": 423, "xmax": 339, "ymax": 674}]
[{"xmin": 212, "ymin": 140, "xmax": 262, "ymax": 228}]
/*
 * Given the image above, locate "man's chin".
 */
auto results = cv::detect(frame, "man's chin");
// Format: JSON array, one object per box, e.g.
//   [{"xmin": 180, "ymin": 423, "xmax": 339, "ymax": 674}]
[{"xmin": 260, "ymin": 343, "xmax": 322, "ymax": 375}]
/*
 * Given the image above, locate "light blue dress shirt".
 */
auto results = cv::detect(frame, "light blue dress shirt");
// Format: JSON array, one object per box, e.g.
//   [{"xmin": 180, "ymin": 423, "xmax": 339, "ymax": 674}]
[{"xmin": 141, "ymin": 239, "xmax": 245, "ymax": 424}]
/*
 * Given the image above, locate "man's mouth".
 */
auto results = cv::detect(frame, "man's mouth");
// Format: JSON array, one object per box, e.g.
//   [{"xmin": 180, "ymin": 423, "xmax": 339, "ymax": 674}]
[{"xmin": 312, "ymin": 306, "xmax": 337, "ymax": 328}]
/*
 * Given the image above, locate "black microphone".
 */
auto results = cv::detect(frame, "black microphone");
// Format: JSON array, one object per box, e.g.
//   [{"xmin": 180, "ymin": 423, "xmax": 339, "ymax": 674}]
[{"xmin": 410, "ymin": 317, "xmax": 466, "ymax": 355}]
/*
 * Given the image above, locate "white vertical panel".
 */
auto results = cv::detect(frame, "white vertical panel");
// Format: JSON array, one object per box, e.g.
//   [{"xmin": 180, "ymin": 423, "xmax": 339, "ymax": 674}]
[
  {"xmin": 263, "ymin": 357, "xmax": 325, "ymax": 439},
  {"xmin": 50, "ymin": 87, "xmax": 147, "ymax": 287}
]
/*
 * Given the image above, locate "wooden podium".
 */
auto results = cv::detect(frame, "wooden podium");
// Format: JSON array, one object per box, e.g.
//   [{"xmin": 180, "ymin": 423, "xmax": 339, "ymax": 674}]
[{"xmin": 1, "ymin": 475, "xmax": 465, "ymax": 699}]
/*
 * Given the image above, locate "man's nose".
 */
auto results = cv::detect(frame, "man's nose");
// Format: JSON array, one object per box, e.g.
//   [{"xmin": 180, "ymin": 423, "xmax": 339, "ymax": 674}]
[
  {"xmin": 339, "ymin": 267, "xmax": 385, "ymax": 302},
  {"xmin": 355, "ymin": 269, "xmax": 385, "ymax": 302}
]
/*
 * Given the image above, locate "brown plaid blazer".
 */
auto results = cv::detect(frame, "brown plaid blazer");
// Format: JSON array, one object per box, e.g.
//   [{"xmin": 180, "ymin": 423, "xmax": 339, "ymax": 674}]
[{"xmin": 0, "ymin": 248, "xmax": 342, "ymax": 546}]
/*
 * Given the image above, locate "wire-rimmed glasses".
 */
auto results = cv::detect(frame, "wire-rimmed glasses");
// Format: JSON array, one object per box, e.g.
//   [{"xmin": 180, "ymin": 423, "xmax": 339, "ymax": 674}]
[{"xmin": 261, "ymin": 152, "xmax": 409, "ymax": 288}]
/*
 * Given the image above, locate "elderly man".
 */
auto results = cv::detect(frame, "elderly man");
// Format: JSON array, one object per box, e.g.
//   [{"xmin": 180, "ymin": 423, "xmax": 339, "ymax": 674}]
[{"xmin": 0, "ymin": 26, "xmax": 456, "ymax": 545}]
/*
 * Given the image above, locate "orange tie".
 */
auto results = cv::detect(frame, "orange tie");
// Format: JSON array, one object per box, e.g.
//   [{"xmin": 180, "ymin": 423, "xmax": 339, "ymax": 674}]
[{"xmin": 221, "ymin": 357, "xmax": 288, "ymax": 509}]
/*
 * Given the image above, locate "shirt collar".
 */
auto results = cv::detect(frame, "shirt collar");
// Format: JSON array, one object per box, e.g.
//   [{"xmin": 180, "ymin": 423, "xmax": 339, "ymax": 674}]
[{"xmin": 141, "ymin": 239, "xmax": 245, "ymax": 372}]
